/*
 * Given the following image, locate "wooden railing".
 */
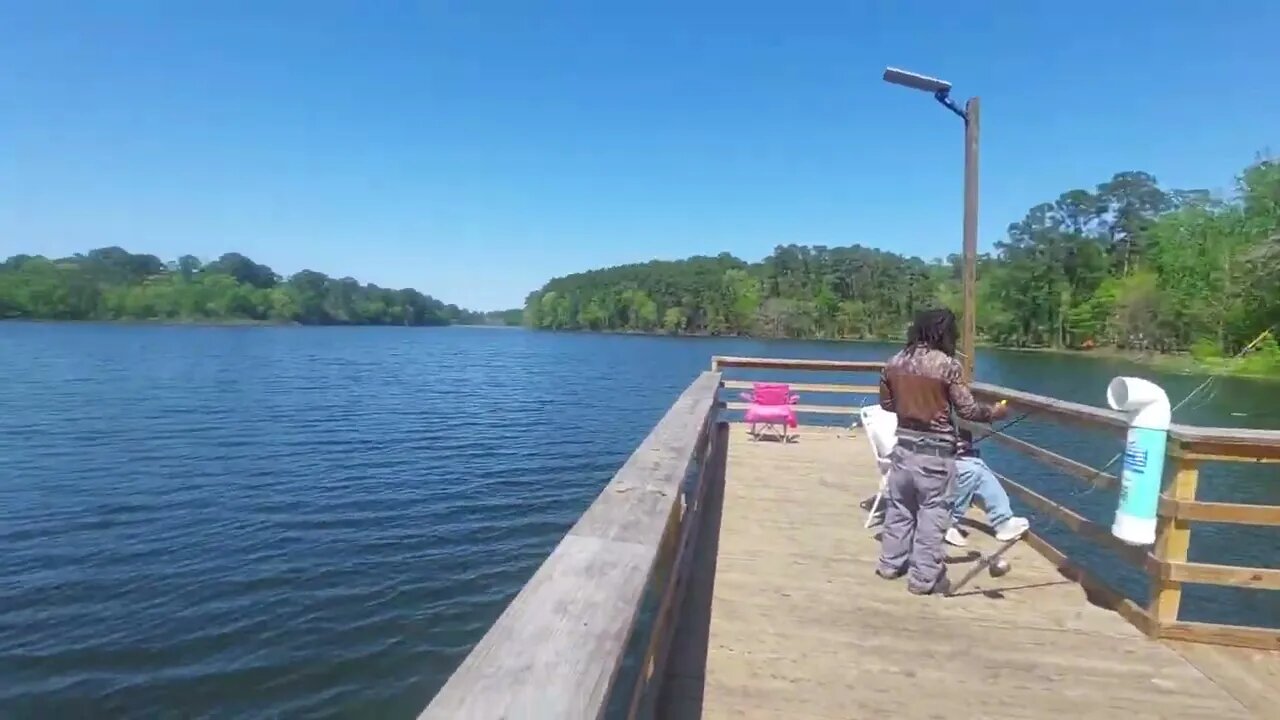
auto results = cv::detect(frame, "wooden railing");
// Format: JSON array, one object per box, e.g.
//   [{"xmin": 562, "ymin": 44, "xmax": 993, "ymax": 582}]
[
  {"xmin": 420, "ymin": 372, "xmax": 725, "ymax": 719},
  {"xmin": 712, "ymin": 355, "xmax": 882, "ymax": 417},
  {"xmin": 713, "ymin": 355, "xmax": 1280, "ymax": 651}
]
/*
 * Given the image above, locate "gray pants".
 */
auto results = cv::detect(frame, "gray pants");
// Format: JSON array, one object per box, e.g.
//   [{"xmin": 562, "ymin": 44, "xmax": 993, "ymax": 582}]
[{"xmin": 876, "ymin": 445, "xmax": 957, "ymax": 594}]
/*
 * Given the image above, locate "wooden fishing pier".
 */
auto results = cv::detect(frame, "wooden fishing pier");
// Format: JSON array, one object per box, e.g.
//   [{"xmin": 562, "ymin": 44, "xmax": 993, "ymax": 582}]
[{"xmin": 421, "ymin": 357, "xmax": 1280, "ymax": 719}]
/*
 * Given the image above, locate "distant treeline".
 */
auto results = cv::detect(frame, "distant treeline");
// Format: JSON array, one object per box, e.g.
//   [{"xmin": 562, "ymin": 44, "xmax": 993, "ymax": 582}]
[
  {"xmin": 523, "ymin": 157, "xmax": 1280, "ymax": 372},
  {"xmin": 0, "ymin": 248, "xmax": 521, "ymax": 327}
]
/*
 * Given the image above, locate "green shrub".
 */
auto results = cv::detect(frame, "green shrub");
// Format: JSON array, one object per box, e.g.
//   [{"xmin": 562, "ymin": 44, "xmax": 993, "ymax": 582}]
[
  {"xmin": 1189, "ymin": 338, "xmax": 1222, "ymax": 361},
  {"xmin": 1238, "ymin": 334, "xmax": 1280, "ymax": 375}
]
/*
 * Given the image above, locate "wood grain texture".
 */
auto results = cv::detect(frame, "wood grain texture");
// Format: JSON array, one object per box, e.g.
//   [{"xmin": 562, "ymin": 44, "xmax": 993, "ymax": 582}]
[
  {"xmin": 1166, "ymin": 640, "xmax": 1280, "ymax": 716},
  {"xmin": 1150, "ymin": 458, "xmax": 1199, "ymax": 626},
  {"xmin": 419, "ymin": 535, "xmax": 652, "ymax": 719},
  {"xmin": 1160, "ymin": 496, "xmax": 1280, "ymax": 526},
  {"xmin": 1171, "ymin": 447, "xmax": 1280, "ymax": 463},
  {"xmin": 654, "ymin": 419, "xmax": 731, "ymax": 720},
  {"xmin": 1161, "ymin": 622, "xmax": 1280, "ymax": 652},
  {"xmin": 419, "ymin": 371, "xmax": 721, "ymax": 720},
  {"xmin": 971, "ymin": 382, "xmax": 1129, "ymax": 431},
  {"xmin": 628, "ymin": 421, "xmax": 731, "ymax": 719},
  {"xmin": 661, "ymin": 424, "xmax": 1264, "ymax": 719},
  {"xmin": 1168, "ymin": 427, "xmax": 1280, "ymax": 457},
  {"xmin": 1018, "ymin": 529, "xmax": 1157, "ymax": 637},
  {"xmin": 721, "ymin": 380, "xmax": 879, "ymax": 395},
  {"xmin": 725, "ymin": 401, "xmax": 861, "ymax": 416},
  {"xmin": 710, "ymin": 356, "xmax": 885, "ymax": 373},
  {"xmin": 1159, "ymin": 561, "xmax": 1280, "ymax": 591}
]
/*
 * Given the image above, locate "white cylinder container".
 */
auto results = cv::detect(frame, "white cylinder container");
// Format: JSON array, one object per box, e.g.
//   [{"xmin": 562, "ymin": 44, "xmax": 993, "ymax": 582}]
[{"xmin": 1106, "ymin": 377, "xmax": 1171, "ymax": 546}]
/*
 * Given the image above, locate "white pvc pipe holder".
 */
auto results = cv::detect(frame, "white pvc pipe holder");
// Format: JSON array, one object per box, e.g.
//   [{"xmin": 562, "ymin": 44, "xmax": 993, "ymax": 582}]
[{"xmin": 1106, "ymin": 377, "xmax": 1171, "ymax": 546}]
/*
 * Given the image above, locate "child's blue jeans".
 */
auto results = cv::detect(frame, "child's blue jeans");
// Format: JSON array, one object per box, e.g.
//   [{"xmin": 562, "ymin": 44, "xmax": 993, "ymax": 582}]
[{"xmin": 952, "ymin": 456, "xmax": 1014, "ymax": 527}]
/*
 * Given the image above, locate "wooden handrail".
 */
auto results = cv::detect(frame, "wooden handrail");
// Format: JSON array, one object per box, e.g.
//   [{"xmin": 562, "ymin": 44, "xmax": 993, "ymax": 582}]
[
  {"xmin": 724, "ymin": 401, "xmax": 862, "ymax": 415},
  {"xmin": 1156, "ymin": 560, "xmax": 1280, "ymax": 592},
  {"xmin": 626, "ymin": 420, "xmax": 730, "ymax": 717},
  {"xmin": 1159, "ymin": 622, "xmax": 1280, "ymax": 651},
  {"xmin": 971, "ymin": 382, "xmax": 1129, "ymax": 432},
  {"xmin": 711, "ymin": 359, "xmax": 1279, "ymax": 454},
  {"xmin": 958, "ymin": 420, "xmax": 1119, "ymax": 490},
  {"xmin": 711, "ymin": 356, "xmax": 885, "ymax": 372},
  {"xmin": 1168, "ymin": 424, "xmax": 1280, "ymax": 447},
  {"xmin": 1158, "ymin": 496, "xmax": 1280, "ymax": 526},
  {"xmin": 420, "ymin": 372, "xmax": 723, "ymax": 718},
  {"xmin": 721, "ymin": 380, "xmax": 879, "ymax": 395},
  {"xmin": 1167, "ymin": 427, "xmax": 1280, "ymax": 462}
]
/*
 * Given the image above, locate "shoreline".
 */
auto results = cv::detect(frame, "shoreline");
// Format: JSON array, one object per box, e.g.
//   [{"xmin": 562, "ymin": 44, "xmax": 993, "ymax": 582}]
[
  {"xmin": 532, "ymin": 327, "xmax": 1280, "ymax": 380},
  {"xmin": 0, "ymin": 317, "xmax": 459, "ymax": 329},
  {"xmin": 980, "ymin": 344, "xmax": 1280, "ymax": 380},
  {"xmin": 8, "ymin": 319, "xmax": 1276, "ymax": 379}
]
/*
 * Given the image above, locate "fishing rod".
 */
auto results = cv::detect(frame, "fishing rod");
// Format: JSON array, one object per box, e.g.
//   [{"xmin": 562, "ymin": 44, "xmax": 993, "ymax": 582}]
[
  {"xmin": 947, "ymin": 326, "xmax": 1275, "ymax": 596},
  {"xmin": 972, "ymin": 326, "xmax": 1273, "ymax": 456},
  {"xmin": 968, "ymin": 407, "xmax": 1032, "ymax": 447}
]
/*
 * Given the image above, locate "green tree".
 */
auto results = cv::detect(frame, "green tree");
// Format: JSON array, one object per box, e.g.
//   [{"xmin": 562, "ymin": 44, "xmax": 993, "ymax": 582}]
[
  {"xmin": 662, "ymin": 307, "xmax": 685, "ymax": 334},
  {"xmin": 0, "ymin": 247, "xmax": 479, "ymax": 327},
  {"xmin": 519, "ymin": 154, "xmax": 1280, "ymax": 375}
]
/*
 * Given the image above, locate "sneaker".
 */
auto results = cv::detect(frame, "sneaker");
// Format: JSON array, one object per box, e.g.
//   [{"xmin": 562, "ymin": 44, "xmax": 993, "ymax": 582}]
[
  {"xmin": 994, "ymin": 516, "xmax": 1031, "ymax": 542},
  {"xmin": 944, "ymin": 526, "xmax": 968, "ymax": 547}
]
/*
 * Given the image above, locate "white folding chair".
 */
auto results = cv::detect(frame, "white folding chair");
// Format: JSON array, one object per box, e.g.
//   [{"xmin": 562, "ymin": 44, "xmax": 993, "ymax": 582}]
[{"xmin": 858, "ymin": 405, "xmax": 898, "ymax": 528}]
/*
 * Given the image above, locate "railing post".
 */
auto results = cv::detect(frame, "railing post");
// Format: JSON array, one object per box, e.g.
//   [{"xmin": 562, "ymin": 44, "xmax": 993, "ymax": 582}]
[{"xmin": 1148, "ymin": 456, "xmax": 1200, "ymax": 634}]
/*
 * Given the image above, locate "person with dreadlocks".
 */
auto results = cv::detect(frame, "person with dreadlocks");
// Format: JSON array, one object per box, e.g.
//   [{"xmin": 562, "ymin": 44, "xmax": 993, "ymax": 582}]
[{"xmin": 875, "ymin": 308, "xmax": 1009, "ymax": 595}]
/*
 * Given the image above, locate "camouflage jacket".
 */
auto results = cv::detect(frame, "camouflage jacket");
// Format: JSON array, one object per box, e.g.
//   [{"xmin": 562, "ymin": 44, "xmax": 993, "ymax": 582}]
[{"xmin": 879, "ymin": 344, "xmax": 997, "ymax": 437}]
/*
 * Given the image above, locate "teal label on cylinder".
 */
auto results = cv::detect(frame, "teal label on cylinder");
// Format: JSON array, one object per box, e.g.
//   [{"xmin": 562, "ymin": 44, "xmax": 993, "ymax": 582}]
[{"xmin": 1117, "ymin": 426, "xmax": 1168, "ymax": 521}]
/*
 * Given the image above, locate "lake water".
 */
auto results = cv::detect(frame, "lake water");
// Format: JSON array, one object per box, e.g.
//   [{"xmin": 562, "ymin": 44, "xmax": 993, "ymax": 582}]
[{"xmin": 2, "ymin": 324, "xmax": 1277, "ymax": 718}]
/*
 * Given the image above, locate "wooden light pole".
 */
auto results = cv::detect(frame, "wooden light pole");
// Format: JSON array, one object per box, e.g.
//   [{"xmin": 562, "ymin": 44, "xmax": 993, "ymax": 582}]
[
  {"xmin": 961, "ymin": 97, "xmax": 979, "ymax": 382},
  {"xmin": 883, "ymin": 67, "xmax": 980, "ymax": 381}
]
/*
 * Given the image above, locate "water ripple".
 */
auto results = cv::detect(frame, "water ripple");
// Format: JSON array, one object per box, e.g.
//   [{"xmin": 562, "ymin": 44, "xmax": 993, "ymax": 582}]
[
  {"xmin": 3, "ymin": 324, "xmax": 1274, "ymax": 718},
  {"xmin": 0, "ymin": 325, "xmax": 702, "ymax": 717}
]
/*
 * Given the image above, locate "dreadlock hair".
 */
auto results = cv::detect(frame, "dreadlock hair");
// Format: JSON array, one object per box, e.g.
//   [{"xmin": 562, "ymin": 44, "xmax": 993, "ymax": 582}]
[{"xmin": 905, "ymin": 308, "xmax": 959, "ymax": 357}]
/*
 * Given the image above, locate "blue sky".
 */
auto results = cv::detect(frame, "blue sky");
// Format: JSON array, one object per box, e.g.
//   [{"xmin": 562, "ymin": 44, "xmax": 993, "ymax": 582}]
[{"xmin": 2, "ymin": 1, "xmax": 1277, "ymax": 310}]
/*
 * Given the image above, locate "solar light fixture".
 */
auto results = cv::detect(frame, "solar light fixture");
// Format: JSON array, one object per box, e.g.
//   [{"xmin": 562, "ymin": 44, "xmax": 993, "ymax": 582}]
[
  {"xmin": 882, "ymin": 67, "xmax": 952, "ymax": 95},
  {"xmin": 882, "ymin": 66, "xmax": 966, "ymax": 120}
]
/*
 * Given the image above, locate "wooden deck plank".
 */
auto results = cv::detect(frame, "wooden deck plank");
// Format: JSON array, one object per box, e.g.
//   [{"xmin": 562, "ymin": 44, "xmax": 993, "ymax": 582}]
[
  {"xmin": 1165, "ymin": 641, "xmax": 1280, "ymax": 717},
  {"xmin": 660, "ymin": 423, "xmax": 1273, "ymax": 719}
]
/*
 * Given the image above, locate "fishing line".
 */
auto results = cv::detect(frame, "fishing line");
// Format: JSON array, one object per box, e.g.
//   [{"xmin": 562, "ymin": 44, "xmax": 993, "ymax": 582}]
[
  {"xmin": 968, "ymin": 410, "xmax": 1034, "ymax": 446},
  {"xmin": 948, "ymin": 326, "xmax": 1276, "ymax": 594},
  {"xmin": 979, "ymin": 326, "xmax": 1273, "ymax": 496},
  {"xmin": 1016, "ymin": 329, "xmax": 1269, "ymax": 508}
]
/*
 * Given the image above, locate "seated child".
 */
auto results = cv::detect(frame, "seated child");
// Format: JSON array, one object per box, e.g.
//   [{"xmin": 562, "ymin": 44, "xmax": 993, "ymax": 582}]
[{"xmin": 946, "ymin": 428, "xmax": 1031, "ymax": 547}]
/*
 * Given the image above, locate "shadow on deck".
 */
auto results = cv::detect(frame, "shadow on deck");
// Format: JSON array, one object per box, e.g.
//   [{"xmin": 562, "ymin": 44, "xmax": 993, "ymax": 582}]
[{"xmin": 658, "ymin": 423, "xmax": 1275, "ymax": 719}]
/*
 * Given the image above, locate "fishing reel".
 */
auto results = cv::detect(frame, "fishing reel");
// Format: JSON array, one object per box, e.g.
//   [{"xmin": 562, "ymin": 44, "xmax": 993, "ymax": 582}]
[{"xmin": 988, "ymin": 556, "xmax": 1012, "ymax": 577}]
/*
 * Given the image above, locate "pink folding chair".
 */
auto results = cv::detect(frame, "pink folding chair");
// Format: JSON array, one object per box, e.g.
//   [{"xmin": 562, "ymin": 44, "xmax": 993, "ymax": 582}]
[{"xmin": 740, "ymin": 382, "xmax": 799, "ymax": 442}]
